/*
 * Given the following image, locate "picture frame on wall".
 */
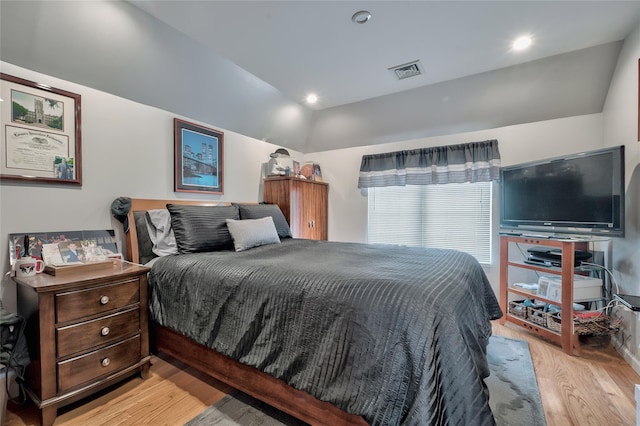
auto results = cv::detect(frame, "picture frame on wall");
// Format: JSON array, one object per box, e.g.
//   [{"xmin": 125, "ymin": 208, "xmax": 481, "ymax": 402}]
[
  {"xmin": 0, "ymin": 73, "xmax": 82, "ymax": 185},
  {"xmin": 174, "ymin": 118, "xmax": 224, "ymax": 194}
]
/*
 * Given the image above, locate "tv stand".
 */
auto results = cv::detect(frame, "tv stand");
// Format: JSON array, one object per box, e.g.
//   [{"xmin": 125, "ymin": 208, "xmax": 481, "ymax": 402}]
[
  {"xmin": 520, "ymin": 233, "xmax": 551, "ymax": 239},
  {"xmin": 499, "ymin": 235, "xmax": 591, "ymax": 355}
]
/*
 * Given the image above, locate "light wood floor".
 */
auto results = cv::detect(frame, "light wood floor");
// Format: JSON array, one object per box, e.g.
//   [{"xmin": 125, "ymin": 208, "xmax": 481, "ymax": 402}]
[{"xmin": 6, "ymin": 321, "xmax": 639, "ymax": 425}]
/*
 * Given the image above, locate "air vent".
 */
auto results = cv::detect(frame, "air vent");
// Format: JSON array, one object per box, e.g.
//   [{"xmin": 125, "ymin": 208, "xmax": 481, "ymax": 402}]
[{"xmin": 388, "ymin": 60, "xmax": 424, "ymax": 80}]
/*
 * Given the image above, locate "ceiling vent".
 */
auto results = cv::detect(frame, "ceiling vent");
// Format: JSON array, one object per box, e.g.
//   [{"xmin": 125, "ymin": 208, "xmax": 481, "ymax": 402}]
[{"xmin": 388, "ymin": 60, "xmax": 424, "ymax": 80}]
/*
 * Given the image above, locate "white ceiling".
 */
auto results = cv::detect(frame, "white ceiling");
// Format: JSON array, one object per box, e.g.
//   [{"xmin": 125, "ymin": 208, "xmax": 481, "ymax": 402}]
[{"xmin": 131, "ymin": 1, "xmax": 640, "ymax": 110}]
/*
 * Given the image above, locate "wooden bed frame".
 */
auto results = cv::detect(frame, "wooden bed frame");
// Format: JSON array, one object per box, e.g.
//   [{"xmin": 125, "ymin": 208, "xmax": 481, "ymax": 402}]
[{"xmin": 125, "ymin": 198, "xmax": 367, "ymax": 425}]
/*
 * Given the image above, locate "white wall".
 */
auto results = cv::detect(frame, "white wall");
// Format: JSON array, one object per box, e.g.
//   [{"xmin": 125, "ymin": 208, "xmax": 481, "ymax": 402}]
[
  {"xmin": 603, "ymin": 19, "xmax": 640, "ymax": 293},
  {"xmin": 0, "ymin": 62, "xmax": 300, "ymax": 311},
  {"xmin": 306, "ymin": 113, "xmax": 605, "ymax": 292},
  {"xmin": 602, "ymin": 19, "xmax": 640, "ymax": 373}
]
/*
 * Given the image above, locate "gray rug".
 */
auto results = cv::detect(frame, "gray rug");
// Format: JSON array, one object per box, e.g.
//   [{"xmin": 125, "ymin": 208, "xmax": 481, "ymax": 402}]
[
  {"xmin": 486, "ymin": 336, "xmax": 546, "ymax": 426},
  {"xmin": 186, "ymin": 336, "xmax": 546, "ymax": 426}
]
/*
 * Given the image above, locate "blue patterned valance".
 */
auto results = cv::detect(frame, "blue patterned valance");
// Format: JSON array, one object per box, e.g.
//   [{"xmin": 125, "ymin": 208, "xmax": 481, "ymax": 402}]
[{"xmin": 358, "ymin": 139, "xmax": 501, "ymax": 189}]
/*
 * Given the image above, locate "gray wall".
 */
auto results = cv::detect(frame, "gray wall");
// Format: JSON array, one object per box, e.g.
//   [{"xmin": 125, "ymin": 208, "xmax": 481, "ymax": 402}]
[
  {"xmin": 602, "ymin": 17, "xmax": 640, "ymax": 374},
  {"xmin": 0, "ymin": 61, "xmax": 302, "ymax": 311},
  {"xmin": 308, "ymin": 113, "xmax": 607, "ymax": 293},
  {"xmin": 0, "ymin": 0, "xmax": 312, "ymax": 150}
]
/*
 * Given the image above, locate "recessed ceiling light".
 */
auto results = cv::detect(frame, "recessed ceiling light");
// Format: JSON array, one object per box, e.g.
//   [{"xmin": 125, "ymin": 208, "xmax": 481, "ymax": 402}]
[
  {"xmin": 352, "ymin": 10, "xmax": 371, "ymax": 24},
  {"xmin": 305, "ymin": 93, "xmax": 318, "ymax": 104},
  {"xmin": 512, "ymin": 35, "xmax": 532, "ymax": 51}
]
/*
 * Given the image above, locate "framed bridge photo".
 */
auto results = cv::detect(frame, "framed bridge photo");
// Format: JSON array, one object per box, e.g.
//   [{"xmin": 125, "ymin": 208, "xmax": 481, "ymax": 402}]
[
  {"xmin": 174, "ymin": 118, "xmax": 224, "ymax": 194},
  {"xmin": 0, "ymin": 73, "xmax": 82, "ymax": 185}
]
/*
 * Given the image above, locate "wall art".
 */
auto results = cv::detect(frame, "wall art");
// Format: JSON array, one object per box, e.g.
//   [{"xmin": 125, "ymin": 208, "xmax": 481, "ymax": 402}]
[{"xmin": 1, "ymin": 73, "xmax": 82, "ymax": 185}]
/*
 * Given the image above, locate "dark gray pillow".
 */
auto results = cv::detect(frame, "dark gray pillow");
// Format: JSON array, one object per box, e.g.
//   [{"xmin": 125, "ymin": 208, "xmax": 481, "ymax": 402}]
[
  {"xmin": 134, "ymin": 211, "xmax": 157, "ymax": 265},
  {"xmin": 237, "ymin": 204, "xmax": 292, "ymax": 238},
  {"xmin": 167, "ymin": 204, "xmax": 239, "ymax": 253}
]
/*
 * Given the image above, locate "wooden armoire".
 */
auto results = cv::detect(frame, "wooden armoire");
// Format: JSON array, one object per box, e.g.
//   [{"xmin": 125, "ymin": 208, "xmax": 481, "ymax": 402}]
[{"xmin": 263, "ymin": 176, "xmax": 328, "ymax": 240}]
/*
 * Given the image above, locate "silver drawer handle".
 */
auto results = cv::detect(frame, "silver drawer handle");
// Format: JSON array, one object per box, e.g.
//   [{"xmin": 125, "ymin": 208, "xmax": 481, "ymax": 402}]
[
  {"xmin": 101, "ymin": 327, "xmax": 110, "ymax": 336},
  {"xmin": 100, "ymin": 295, "xmax": 110, "ymax": 305},
  {"xmin": 101, "ymin": 358, "xmax": 111, "ymax": 367}
]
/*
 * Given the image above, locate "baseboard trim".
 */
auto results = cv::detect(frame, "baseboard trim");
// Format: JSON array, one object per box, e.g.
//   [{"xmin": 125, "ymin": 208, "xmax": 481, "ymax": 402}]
[{"xmin": 613, "ymin": 335, "xmax": 640, "ymax": 376}]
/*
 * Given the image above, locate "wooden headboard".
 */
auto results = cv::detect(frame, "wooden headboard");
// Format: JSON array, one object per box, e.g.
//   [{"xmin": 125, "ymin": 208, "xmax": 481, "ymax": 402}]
[{"xmin": 125, "ymin": 198, "xmax": 229, "ymax": 263}]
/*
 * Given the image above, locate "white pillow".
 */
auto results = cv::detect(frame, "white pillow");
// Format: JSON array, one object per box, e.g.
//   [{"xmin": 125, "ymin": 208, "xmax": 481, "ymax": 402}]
[
  {"xmin": 226, "ymin": 217, "xmax": 280, "ymax": 252},
  {"xmin": 145, "ymin": 209, "xmax": 178, "ymax": 256}
]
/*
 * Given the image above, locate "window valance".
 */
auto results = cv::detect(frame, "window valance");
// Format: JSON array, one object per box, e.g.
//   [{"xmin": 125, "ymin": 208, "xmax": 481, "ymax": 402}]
[{"xmin": 358, "ymin": 139, "xmax": 501, "ymax": 189}]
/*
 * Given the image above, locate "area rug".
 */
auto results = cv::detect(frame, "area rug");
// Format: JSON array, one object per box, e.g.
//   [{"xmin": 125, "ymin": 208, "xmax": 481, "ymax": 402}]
[
  {"xmin": 486, "ymin": 335, "xmax": 546, "ymax": 426},
  {"xmin": 185, "ymin": 336, "xmax": 546, "ymax": 426}
]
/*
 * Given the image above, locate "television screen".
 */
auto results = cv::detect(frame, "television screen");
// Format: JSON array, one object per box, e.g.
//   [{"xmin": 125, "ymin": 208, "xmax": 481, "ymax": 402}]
[{"xmin": 500, "ymin": 145, "xmax": 625, "ymax": 236}]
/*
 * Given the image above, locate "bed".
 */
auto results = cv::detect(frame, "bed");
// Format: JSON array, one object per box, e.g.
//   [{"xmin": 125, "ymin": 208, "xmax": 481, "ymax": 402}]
[{"xmin": 124, "ymin": 198, "xmax": 502, "ymax": 425}]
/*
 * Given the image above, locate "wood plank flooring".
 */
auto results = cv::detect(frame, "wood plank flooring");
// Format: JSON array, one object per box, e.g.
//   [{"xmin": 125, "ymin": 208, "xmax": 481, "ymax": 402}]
[{"xmin": 6, "ymin": 321, "xmax": 639, "ymax": 425}]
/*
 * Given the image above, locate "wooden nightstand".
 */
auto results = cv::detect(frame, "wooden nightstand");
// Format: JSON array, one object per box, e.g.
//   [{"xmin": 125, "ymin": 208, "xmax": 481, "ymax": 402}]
[{"xmin": 14, "ymin": 261, "xmax": 151, "ymax": 426}]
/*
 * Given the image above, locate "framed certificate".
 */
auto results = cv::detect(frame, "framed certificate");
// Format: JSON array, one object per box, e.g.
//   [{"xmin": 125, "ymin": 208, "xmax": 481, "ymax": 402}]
[{"xmin": 1, "ymin": 73, "xmax": 82, "ymax": 185}]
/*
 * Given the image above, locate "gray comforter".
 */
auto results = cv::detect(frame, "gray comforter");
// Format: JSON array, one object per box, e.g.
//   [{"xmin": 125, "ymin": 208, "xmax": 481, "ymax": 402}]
[{"xmin": 148, "ymin": 239, "xmax": 502, "ymax": 425}]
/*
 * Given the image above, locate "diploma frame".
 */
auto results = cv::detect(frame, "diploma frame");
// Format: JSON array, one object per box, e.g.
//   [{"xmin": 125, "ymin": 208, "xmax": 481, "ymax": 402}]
[{"xmin": 1, "ymin": 73, "xmax": 82, "ymax": 185}]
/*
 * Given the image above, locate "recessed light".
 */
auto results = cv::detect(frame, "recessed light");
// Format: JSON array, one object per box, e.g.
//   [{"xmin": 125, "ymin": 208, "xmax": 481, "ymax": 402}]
[
  {"xmin": 512, "ymin": 35, "xmax": 532, "ymax": 51},
  {"xmin": 352, "ymin": 10, "xmax": 371, "ymax": 24},
  {"xmin": 305, "ymin": 93, "xmax": 318, "ymax": 104}
]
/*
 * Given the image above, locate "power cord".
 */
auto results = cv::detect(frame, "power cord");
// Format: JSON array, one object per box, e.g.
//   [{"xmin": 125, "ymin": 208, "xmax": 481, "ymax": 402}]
[{"xmin": 579, "ymin": 261, "xmax": 621, "ymax": 296}]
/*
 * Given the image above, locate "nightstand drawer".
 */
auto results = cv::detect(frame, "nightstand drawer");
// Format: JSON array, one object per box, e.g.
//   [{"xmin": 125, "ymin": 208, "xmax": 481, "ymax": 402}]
[
  {"xmin": 57, "ymin": 334, "xmax": 141, "ymax": 392},
  {"xmin": 56, "ymin": 307, "xmax": 140, "ymax": 358},
  {"xmin": 56, "ymin": 279, "xmax": 140, "ymax": 323}
]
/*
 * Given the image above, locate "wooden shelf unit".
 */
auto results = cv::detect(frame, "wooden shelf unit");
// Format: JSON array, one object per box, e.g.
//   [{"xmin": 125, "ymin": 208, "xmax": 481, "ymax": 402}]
[
  {"xmin": 499, "ymin": 235, "xmax": 590, "ymax": 355},
  {"xmin": 263, "ymin": 176, "xmax": 328, "ymax": 240}
]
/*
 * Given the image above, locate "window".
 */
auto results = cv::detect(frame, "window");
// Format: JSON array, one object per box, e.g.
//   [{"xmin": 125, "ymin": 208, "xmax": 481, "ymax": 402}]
[{"xmin": 367, "ymin": 182, "xmax": 492, "ymax": 263}]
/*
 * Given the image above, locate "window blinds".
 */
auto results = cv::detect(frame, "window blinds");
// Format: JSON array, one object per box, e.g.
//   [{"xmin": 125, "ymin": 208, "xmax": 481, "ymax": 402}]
[{"xmin": 367, "ymin": 182, "xmax": 492, "ymax": 264}]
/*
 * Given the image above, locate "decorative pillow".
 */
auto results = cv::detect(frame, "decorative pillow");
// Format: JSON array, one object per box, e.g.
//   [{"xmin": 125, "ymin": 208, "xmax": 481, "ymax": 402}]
[
  {"xmin": 167, "ymin": 204, "xmax": 239, "ymax": 253},
  {"xmin": 145, "ymin": 209, "xmax": 178, "ymax": 257},
  {"xmin": 237, "ymin": 204, "xmax": 292, "ymax": 238},
  {"xmin": 226, "ymin": 217, "xmax": 281, "ymax": 252}
]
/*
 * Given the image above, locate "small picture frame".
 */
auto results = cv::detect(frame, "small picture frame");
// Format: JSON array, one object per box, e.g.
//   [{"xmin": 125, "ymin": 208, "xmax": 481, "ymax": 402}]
[
  {"xmin": 536, "ymin": 278, "xmax": 550, "ymax": 299},
  {"xmin": 58, "ymin": 241, "xmax": 84, "ymax": 263},
  {"xmin": 312, "ymin": 163, "xmax": 323, "ymax": 182}
]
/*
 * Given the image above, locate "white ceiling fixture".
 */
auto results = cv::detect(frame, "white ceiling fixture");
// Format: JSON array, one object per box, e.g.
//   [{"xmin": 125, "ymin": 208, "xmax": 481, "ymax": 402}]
[
  {"xmin": 512, "ymin": 35, "xmax": 533, "ymax": 51},
  {"xmin": 305, "ymin": 93, "xmax": 318, "ymax": 104},
  {"xmin": 389, "ymin": 60, "xmax": 424, "ymax": 80},
  {"xmin": 352, "ymin": 10, "xmax": 371, "ymax": 24}
]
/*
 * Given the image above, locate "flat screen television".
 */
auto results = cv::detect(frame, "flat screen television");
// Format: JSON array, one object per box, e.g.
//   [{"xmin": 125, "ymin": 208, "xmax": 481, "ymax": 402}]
[{"xmin": 500, "ymin": 145, "xmax": 625, "ymax": 237}]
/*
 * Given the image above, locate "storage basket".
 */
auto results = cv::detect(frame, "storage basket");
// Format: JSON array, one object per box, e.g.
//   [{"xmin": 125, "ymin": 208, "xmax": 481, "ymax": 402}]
[
  {"xmin": 547, "ymin": 313, "xmax": 562, "ymax": 333},
  {"xmin": 574, "ymin": 314, "xmax": 620, "ymax": 336},
  {"xmin": 528, "ymin": 307, "xmax": 550, "ymax": 328},
  {"xmin": 548, "ymin": 313, "xmax": 620, "ymax": 336},
  {"xmin": 508, "ymin": 301, "xmax": 528, "ymax": 319}
]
